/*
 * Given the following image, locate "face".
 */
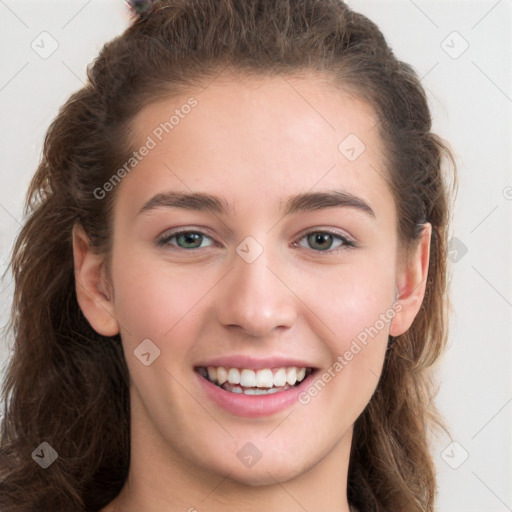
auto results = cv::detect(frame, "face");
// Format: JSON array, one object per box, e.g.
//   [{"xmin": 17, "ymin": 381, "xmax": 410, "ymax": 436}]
[{"xmin": 75, "ymin": 72, "xmax": 427, "ymax": 487}]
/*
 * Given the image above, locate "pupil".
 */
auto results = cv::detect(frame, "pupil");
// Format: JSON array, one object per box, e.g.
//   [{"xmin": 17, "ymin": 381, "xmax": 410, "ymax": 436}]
[
  {"xmin": 310, "ymin": 233, "xmax": 332, "ymax": 250},
  {"xmin": 179, "ymin": 233, "xmax": 201, "ymax": 248}
]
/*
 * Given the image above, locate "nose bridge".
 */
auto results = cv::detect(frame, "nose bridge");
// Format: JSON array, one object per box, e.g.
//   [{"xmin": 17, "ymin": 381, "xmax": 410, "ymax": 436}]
[{"xmin": 216, "ymin": 237, "xmax": 297, "ymax": 336}]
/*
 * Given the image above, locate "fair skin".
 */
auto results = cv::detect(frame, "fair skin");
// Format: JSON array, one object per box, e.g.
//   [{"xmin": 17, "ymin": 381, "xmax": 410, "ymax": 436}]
[{"xmin": 73, "ymin": 72, "xmax": 430, "ymax": 512}]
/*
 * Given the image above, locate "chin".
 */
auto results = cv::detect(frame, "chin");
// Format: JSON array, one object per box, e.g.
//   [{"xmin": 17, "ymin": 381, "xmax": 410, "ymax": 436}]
[
  {"xmin": 202, "ymin": 446, "xmax": 313, "ymax": 487},
  {"xmin": 225, "ymin": 463, "xmax": 305, "ymax": 487}
]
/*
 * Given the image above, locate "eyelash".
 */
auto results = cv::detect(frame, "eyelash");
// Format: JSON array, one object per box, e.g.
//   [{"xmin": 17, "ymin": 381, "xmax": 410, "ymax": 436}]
[{"xmin": 156, "ymin": 228, "xmax": 358, "ymax": 254}]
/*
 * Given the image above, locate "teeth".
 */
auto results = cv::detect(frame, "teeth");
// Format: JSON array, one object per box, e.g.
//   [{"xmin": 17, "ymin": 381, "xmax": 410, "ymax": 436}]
[
  {"xmin": 240, "ymin": 369, "xmax": 256, "ymax": 387},
  {"xmin": 223, "ymin": 383, "xmax": 292, "ymax": 395},
  {"xmin": 241, "ymin": 386, "xmax": 284, "ymax": 395},
  {"xmin": 227, "ymin": 368, "xmax": 240, "ymax": 385},
  {"xmin": 286, "ymin": 367, "xmax": 297, "ymax": 386},
  {"xmin": 217, "ymin": 366, "xmax": 228, "ymax": 385},
  {"xmin": 207, "ymin": 366, "xmax": 217, "ymax": 382},
  {"xmin": 256, "ymin": 369, "xmax": 274, "ymax": 388},
  {"xmin": 243, "ymin": 387, "xmax": 278, "ymax": 395},
  {"xmin": 198, "ymin": 365, "xmax": 311, "ymax": 390},
  {"xmin": 273, "ymin": 368, "xmax": 287, "ymax": 387}
]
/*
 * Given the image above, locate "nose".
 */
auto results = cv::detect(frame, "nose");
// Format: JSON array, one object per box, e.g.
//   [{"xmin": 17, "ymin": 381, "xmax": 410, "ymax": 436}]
[{"xmin": 215, "ymin": 243, "xmax": 297, "ymax": 338}]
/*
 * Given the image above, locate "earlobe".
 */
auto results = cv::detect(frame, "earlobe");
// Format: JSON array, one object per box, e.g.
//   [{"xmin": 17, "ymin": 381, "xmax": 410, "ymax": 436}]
[
  {"xmin": 72, "ymin": 223, "xmax": 119, "ymax": 337},
  {"xmin": 389, "ymin": 222, "xmax": 432, "ymax": 337}
]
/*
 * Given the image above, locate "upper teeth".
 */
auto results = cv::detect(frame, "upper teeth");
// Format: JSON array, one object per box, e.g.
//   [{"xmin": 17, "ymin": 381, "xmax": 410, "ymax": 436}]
[{"xmin": 200, "ymin": 366, "xmax": 309, "ymax": 388}]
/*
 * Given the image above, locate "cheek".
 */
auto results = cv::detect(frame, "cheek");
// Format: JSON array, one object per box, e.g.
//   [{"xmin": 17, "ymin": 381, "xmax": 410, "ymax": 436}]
[
  {"xmin": 109, "ymin": 247, "xmax": 215, "ymax": 349},
  {"xmin": 302, "ymin": 255, "xmax": 395, "ymax": 345},
  {"xmin": 297, "ymin": 256, "xmax": 394, "ymax": 402}
]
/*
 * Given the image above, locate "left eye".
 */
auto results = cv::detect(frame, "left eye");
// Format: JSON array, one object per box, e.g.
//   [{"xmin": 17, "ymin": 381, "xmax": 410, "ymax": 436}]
[
  {"xmin": 294, "ymin": 231, "xmax": 355, "ymax": 253},
  {"xmin": 157, "ymin": 231, "xmax": 214, "ymax": 249}
]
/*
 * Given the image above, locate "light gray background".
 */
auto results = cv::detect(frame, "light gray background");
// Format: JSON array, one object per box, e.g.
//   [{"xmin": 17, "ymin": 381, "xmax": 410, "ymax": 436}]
[{"xmin": 1, "ymin": 1, "xmax": 511, "ymax": 510}]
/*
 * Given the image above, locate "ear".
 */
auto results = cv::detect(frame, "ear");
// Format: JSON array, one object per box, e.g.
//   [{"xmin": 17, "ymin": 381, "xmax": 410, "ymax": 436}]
[
  {"xmin": 389, "ymin": 222, "xmax": 431, "ymax": 337},
  {"xmin": 72, "ymin": 223, "xmax": 119, "ymax": 337}
]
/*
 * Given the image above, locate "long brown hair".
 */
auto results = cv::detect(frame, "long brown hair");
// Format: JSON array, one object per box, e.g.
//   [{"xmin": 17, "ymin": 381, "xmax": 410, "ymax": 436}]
[{"xmin": 0, "ymin": 1, "xmax": 457, "ymax": 510}]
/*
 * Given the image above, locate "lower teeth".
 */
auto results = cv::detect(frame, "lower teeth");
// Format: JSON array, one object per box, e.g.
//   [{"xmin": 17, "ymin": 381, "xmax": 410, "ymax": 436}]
[{"xmin": 221, "ymin": 382, "xmax": 292, "ymax": 395}]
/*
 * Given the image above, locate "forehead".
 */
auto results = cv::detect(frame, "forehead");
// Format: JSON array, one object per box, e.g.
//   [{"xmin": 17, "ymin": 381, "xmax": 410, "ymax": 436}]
[{"xmin": 120, "ymin": 72, "xmax": 394, "ymax": 224}]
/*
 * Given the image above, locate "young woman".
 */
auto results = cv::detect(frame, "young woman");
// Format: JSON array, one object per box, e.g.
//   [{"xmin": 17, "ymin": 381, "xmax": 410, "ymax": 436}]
[{"xmin": 0, "ymin": 1, "xmax": 457, "ymax": 511}]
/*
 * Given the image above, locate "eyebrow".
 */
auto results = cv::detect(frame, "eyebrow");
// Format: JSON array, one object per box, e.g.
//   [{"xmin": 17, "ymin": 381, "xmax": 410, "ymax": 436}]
[{"xmin": 138, "ymin": 190, "xmax": 376, "ymax": 218}]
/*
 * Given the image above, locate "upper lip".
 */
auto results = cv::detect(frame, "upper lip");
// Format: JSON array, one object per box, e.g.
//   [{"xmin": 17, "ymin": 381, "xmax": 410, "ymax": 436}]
[{"xmin": 194, "ymin": 355, "xmax": 317, "ymax": 370}]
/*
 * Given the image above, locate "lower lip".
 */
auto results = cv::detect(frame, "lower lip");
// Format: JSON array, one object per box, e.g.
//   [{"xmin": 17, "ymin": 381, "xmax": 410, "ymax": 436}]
[{"xmin": 195, "ymin": 370, "xmax": 317, "ymax": 418}]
